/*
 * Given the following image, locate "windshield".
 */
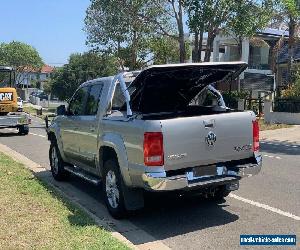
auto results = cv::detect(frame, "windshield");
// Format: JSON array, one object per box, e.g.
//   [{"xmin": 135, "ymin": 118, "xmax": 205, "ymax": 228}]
[{"xmin": 0, "ymin": 70, "xmax": 14, "ymax": 88}]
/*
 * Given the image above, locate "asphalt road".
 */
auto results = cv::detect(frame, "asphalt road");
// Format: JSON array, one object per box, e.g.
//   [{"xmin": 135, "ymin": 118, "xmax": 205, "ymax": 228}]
[{"xmin": 0, "ymin": 117, "xmax": 299, "ymax": 250}]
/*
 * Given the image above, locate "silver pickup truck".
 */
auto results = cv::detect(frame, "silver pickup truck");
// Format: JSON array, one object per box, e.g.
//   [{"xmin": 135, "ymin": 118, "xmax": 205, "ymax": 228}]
[{"xmin": 47, "ymin": 62, "xmax": 261, "ymax": 218}]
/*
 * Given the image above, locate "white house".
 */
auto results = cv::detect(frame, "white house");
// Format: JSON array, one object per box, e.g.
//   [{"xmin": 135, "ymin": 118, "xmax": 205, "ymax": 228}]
[
  {"xmin": 189, "ymin": 28, "xmax": 289, "ymax": 96},
  {"xmin": 17, "ymin": 65, "xmax": 54, "ymax": 88}
]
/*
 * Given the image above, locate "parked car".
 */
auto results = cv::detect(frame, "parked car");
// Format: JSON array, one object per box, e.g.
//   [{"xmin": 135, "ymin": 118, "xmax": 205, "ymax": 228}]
[
  {"xmin": 17, "ymin": 97, "xmax": 23, "ymax": 112},
  {"xmin": 46, "ymin": 62, "xmax": 262, "ymax": 218},
  {"xmin": 37, "ymin": 92, "xmax": 48, "ymax": 101},
  {"xmin": 29, "ymin": 91, "xmax": 39, "ymax": 103}
]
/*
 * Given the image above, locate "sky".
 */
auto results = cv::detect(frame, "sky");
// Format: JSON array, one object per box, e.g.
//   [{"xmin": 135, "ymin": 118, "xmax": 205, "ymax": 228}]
[{"xmin": 1, "ymin": 0, "xmax": 91, "ymax": 66}]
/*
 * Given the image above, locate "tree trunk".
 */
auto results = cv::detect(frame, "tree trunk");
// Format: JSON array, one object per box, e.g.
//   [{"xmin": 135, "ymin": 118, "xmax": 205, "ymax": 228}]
[
  {"xmin": 131, "ymin": 31, "xmax": 137, "ymax": 70},
  {"xmin": 287, "ymin": 15, "xmax": 296, "ymax": 83},
  {"xmin": 237, "ymin": 37, "xmax": 243, "ymax": 92},
  {"xmin": 204, "ymin": 32, "xmax": 216, "ymax": 62},
  {"xmin": 117, "ymin": 40, "xmax": 124, "ymax": 71},
  {"xmin": 193, "ymin": 30, "xmax": 199, "ymax": 62},
  {"xmin": 238, "ymin": 37, "xmax": 243, "ymax": 60},
  {"xmin": 178, "ymin": 0, "xmax": 185, "ymax": 63},
  {"xmin": 198, "ymin": 29, "xmax": 204, "ymax": 62}
]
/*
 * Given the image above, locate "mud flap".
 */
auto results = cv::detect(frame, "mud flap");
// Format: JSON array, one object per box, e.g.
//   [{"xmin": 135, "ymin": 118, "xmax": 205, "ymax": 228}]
[{"xmin": 121, "ymin": 181, "xmax": 144, "ymax": 211}]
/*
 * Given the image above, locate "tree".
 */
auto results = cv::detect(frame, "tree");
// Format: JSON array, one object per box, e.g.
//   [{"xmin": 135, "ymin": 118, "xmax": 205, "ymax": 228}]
[
  {"xmin": 165, "ymin": 0, "xmax": 186, "ymax": 62},
  {"xmin": 149, "ymin": 36, "xmax": 190, "ymax": 64},
  {"xmin": 226, "ymin": 0, "xmax": 274, "ymax": 59},
  {"xmin": 142, "ymin": 0, "xmax": 187, "ymax": 63},
  {"xmin": 85, "ymin": 0, "xmax": 193, "ymax": 66},
  {"xmin": 85, "ymin": 0, "xmax": 166, "ymax": 69},
  {"xmin": 185, "ymin": 0, "xmax": 235, "ymax": 62},
  {"xmin": 280, "ymin": 0, "xmax": 300, "ymax": 82},
  {"xmin": 50, "ymin": 52, "xmax": 118, "ymax": 100},
  {"xmin": 0, "ymin": 41, "xmax": 43, "ymax": 85},
  {"xmin": 185, "ymin": 0, "xmax": 207, "ymax": 62},
  {"xmin": 204, "ymin": 0, "xmax": 236, "ymax": 62}
]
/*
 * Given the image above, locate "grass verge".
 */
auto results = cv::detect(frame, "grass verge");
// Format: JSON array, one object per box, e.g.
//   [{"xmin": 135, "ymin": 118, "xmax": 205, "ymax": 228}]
[
  {"xmin": 258, "ymin": 118, "xmax": 293, "ymax": 131},
  {"xmin": 23, "ymin": 105, "xmax": 55, "ymax": 121},
  {"xmin": 0, "ymin": 152, "xmax": 130, "ymax": 250}
]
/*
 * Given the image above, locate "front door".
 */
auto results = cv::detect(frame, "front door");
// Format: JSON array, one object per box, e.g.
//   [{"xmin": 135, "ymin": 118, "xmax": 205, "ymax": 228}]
[{"xmin": 61, "ymin": 86, "xmax": 89, "ymax": 164}]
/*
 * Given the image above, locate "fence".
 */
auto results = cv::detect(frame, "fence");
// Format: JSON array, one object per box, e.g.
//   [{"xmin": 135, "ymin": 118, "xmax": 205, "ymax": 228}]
[
  {"xmin": 243, "ymin": 98, "xmax": 264, "ymax": 116},
  {"xmin": 264, "ymin": 101, "xmax": 300, "ymax": 125},
  {"xmin": 273, "ymin": 99, "xmax": 300, "ymax": 113}
]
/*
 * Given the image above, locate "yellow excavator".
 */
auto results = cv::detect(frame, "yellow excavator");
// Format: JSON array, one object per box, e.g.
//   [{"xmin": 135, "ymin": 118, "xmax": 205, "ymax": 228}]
[{"xmin": 0, "ymin": 66, "xmax": 30, "ymax": 135}]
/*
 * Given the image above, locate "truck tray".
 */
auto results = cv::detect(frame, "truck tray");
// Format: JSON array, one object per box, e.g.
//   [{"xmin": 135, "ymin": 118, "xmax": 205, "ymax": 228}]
[{"xmin": 0, "ymin": 112, "xmax": 30, "ymax": 128}]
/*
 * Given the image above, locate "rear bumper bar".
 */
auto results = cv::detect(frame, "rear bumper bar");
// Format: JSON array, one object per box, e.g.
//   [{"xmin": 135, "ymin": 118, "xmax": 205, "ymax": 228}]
[{"xmin": 142, "ymin": 155, "xmax": 262, "ymax": 191}]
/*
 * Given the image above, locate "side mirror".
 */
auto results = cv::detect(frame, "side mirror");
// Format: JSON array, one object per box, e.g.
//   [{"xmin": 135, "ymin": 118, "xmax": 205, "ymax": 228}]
[{"xmin": 56, "ymin": 105, "xmax": 66, "ymax": 116}]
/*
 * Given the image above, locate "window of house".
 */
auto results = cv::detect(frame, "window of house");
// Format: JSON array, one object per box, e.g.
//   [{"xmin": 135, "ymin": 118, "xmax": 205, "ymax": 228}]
[
  {"xmin": 68, "ymin": 86, "xmax": 89, "ymax": 116},
  {"xmin": 85, "ymin": 83, "xmax": 103, "ymax": 115}
]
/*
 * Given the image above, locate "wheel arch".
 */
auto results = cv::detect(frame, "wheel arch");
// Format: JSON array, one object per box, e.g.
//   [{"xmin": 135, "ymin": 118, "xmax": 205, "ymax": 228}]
[
  {"xmin": 47, "ymin": 129, "xmax": 67, "ymax": 162},
  {"xmin": 98, "ymin": 133, "xmax": 132, "ymax": 186}
]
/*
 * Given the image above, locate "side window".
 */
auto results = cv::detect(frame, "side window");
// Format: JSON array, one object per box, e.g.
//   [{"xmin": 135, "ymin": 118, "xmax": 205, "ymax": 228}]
[
  {"xmin": 112, "ymin": 83, "xmax": 126, "ymax": 110},
  {"xmin": 85, "ymin": 84, "xmax": 103, "ymax": 115},
  {"xmin": 68, "ymin": 87, "xmax": 88, "ymax": 116},
  {"xmin": 190, "ymin": 88, "xmax": 218, "ymax": 106}
]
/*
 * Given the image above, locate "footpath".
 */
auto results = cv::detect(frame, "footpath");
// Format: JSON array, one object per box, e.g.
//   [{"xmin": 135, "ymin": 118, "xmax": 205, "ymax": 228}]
[{"xmin": 261, "ymin": 125, "xmax": 300, "ymax": 144}]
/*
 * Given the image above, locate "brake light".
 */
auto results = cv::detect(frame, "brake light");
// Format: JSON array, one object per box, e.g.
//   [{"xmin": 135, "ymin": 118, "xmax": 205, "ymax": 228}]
[
  {"xmin": 252, "ymin": 120, "xmax": 259, "ymax": 152},
  {"xmin": 144, "ymin": 132, "xmax": 164, "ymax": 166}
]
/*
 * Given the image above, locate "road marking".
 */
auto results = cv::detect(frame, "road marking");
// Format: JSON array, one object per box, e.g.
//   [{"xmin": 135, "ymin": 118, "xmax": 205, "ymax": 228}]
[
  {"xmin": 4, "ymin": 128, "xmax": 46, "ymax": 139},
  {"xmin": 29, "ymin": 132, "xmax": 46, "ymax": 138},
  {"xmin": 229, "ymin": 194, "xmax": 300, "ymax": 221},
  {"xmin": 263, "ymin": 154, "xmax": 281, "ymax": 160},
  {"xmin": 260, "ymin": 141, "xmax": 300, "ymax": 148}
]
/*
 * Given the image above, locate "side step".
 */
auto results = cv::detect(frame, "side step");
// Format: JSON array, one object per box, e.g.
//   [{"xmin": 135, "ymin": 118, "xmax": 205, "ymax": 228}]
[{"xmin": 64, "ymin": 166, "xmax": 101, "ymax": 185}]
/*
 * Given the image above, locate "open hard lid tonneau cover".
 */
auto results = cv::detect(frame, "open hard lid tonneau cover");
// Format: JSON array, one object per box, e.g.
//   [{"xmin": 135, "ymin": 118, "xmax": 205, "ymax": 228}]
[{"xmin": 128, "ymin": 61, "xmax": 247, "ymax": 113}]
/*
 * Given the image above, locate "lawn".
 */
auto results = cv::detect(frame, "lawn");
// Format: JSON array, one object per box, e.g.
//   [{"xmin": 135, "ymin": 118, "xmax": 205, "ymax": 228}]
[
  {"xmin": 23, "ymin": 104, "xmax": 56, "ymax": 121},
  {"xmin": 258, "ymin": 118, "xmax": 293, "ymax": 131},
  {"xmin": 0, "ymin": 152, "xmax": 130, "ymax": 250}
]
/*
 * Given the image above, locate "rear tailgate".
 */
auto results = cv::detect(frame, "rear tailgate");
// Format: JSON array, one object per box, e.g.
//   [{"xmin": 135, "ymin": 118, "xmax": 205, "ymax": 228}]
[{"xmin": 161, "ymin": 111, "xmax": 256, "ymax": 171}]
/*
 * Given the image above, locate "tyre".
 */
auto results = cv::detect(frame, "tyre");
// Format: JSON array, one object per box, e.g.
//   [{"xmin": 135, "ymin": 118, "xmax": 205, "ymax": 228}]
[
  {"xmin": 18, "ymin": 125, "xmax": 29, "ymax": 135},
  {"xmin": 208, "ymin": 185, "xmax": 231, "ymax": 201},
  {"xmin": 49, "ymin": 139, "xmax": 69, "ymax": 181},
  {"xmin": 103, "ymin": 159, "xmax": 127, "ymax": 219}
]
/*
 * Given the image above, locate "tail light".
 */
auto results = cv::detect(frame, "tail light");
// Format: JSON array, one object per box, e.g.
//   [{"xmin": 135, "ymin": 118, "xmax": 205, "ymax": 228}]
[
  {"xmin": 252, "ymin": 120, "xmax": 259, "ymax": 152},
  {"xmin": 144, "ymin": 132, "xmax": 164, "ymax": 166}
]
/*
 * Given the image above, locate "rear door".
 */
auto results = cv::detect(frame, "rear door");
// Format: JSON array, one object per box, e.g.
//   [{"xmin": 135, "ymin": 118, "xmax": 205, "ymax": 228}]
[
  {"xmin": 75, "ymin": 83, "xmax": 104, "ymax": 172},
  {"xmin": 161, "ymin": 112, "xmax": 255, "ymax": 171}
]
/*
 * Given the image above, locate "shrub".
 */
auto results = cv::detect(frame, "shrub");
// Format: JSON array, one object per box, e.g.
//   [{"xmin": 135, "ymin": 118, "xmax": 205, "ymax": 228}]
[{"xmin": 222, "ymin": 90, "xmax": 250, "ymax": 109}]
